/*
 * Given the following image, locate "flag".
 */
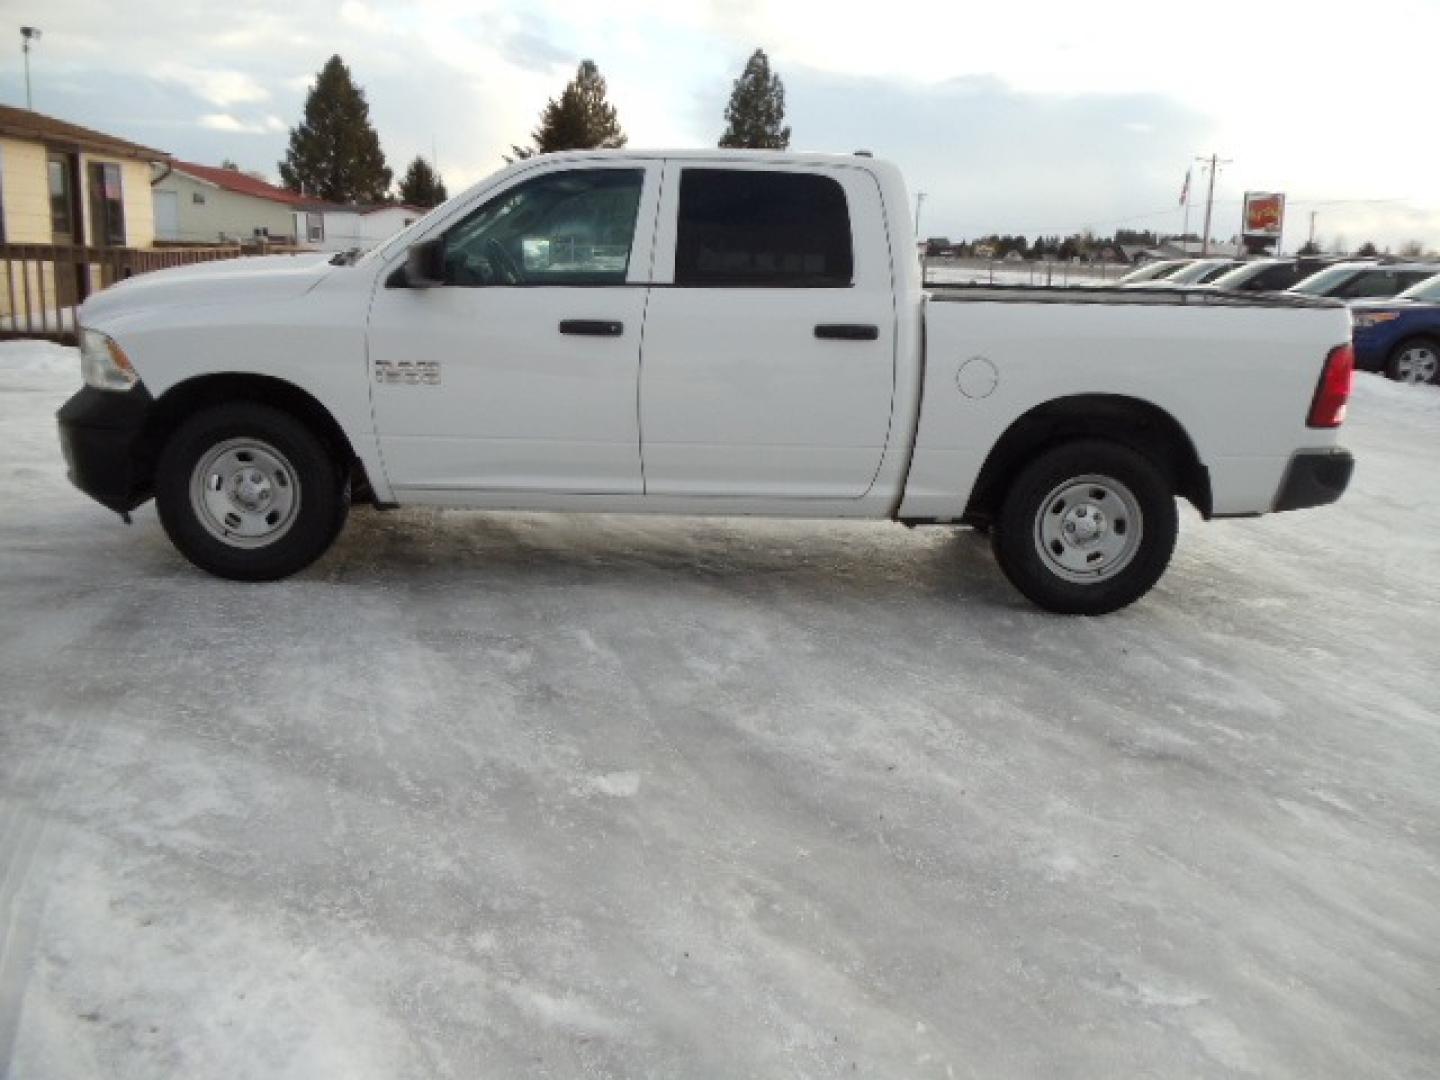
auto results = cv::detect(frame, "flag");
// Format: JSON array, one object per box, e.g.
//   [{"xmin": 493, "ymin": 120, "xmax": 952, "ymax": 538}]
[{"xmin": 1179, "ymin": 168, "xmax": 1191, "ymax": 207}]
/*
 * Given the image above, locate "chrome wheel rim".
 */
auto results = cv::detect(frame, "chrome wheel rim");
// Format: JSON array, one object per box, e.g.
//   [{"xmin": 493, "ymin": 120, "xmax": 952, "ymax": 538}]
[
  {"xmin": 1033, "ymin": 474, "xmax": 1143, "ymax": 583},
  {"xmin": 1395, "ymin": 346, "xmax": 1438, "ymax": 385},
  {"xmin": 189, "ymin": 438, "xmax": 300, "ymax": 549}
]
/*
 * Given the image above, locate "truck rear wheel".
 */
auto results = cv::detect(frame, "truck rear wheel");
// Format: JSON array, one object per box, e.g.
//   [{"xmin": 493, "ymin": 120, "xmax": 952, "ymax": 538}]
[
  {"xmin": 154, "ymin": 403, "xmax": 349, "ymax": 581},
  {"xmin": 991, "ymin": 439, "xmax": 1177, "ymax": 615}
]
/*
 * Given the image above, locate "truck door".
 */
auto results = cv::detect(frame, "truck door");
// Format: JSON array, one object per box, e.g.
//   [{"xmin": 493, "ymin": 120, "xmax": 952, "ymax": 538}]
[
  {"xmin": 639, "ymin": 162, "xmax": 897, "ymax": 498},
  {"xmin": 367, "ymin": 161, "xmax": 660, "ymax": 494}
]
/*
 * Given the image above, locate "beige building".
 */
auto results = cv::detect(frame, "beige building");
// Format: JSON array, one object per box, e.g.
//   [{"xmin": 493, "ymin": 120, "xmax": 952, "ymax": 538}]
[
  {"xmin": 0, "ymin": 104, "xmax": 166, "ymax": 322},
  {"xmin": 152, "ymin": 160, "xmax": 303, "ymax": 245}
]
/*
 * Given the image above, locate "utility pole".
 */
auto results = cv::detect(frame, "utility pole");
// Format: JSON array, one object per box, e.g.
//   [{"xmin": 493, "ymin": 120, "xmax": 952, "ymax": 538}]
[
  {"xmin": 21, "ymin": 26, "xmax": 42, "ymax": 111},
  {"xmin": 1195, "ymin": 152, "xmax": 1231, "ymax": 256},
  {"xmin": 914, "ymin": 191, "xmax": 927, "ymax": 238},
  {"xmin": 1308, "ymin": 211, "xmax": 1317, "ymax": 250}
]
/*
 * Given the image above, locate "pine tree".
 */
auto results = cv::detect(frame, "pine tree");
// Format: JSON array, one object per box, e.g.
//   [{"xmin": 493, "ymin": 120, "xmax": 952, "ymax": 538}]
[
  {"xmin": 719, "ymin": 49, "xmax": 791, "ymax": 150},
  {"xmin": 512, "ymin": 60, "xmax": 627, "ymax": 159},
  {"xmin": 279, "ymin": 55, "xmax": 392, "ymax": 203},
  {"xmin": 1356, "ymin": 241, "xmax": 1379, "ymax": 257},
  {"xmin": 398, "ymin": 156, "xmax": 448, "ymax": 208}
]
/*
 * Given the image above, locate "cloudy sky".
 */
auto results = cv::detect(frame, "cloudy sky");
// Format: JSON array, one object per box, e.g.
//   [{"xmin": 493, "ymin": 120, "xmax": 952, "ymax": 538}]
[{"xmin": 5, "ymin": 0, "xmax": 1437, "ymax": 250}]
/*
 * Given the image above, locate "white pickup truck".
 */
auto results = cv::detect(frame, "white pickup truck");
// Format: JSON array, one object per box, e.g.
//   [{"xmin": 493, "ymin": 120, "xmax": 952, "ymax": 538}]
[{"xmin": 59, "ymin": 151, "xmax": 1355, "ymax": 614}]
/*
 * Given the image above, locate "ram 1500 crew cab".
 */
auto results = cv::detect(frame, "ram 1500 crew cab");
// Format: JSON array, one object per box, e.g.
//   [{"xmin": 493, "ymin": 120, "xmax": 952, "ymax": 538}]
[{"xmin": 58, "ymin": 151, "xmax": 1356, "ymax": 614}]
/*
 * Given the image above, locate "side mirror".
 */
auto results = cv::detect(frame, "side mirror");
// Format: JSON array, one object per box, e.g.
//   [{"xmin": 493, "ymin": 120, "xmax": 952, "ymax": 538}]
[{"xmin": 402, "ymin": 239, "xmax": 446, "ymax": 288}]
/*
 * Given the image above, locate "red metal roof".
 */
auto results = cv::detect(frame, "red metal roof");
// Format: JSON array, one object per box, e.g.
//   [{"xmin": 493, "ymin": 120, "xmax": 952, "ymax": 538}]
[{"xmin": 171, "ymin": 160, "xmax": 307, "ymax": 205}]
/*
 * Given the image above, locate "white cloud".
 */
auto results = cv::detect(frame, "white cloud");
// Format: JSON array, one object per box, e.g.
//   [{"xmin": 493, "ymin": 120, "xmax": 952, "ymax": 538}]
[
  {"xmin": 157, "ymin": 62, "xmax": 270, "ymax": 107},
  {"xmin": 198, "ymin": 113, "xmax": 283, "ymax": 134}
]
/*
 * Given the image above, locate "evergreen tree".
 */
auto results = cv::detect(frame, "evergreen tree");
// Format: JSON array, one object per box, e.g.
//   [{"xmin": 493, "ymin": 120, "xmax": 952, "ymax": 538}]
[
  {"xmin": 718, "ymin": 48, "xmax": 791, "ymax": 150},
  {"xmin": 512, "ymin": 60, "xmax": 626, "ymax": 159},
  {"xmin": 279, "ymin": 55, "xmax": 392, "ymax": 203},
  {"xmin": 398, "ymin": 156, "xmax": 448, "ymax": 208},
  {"xmin": 1356, "ymin": 240, "xmax": 1379, "ymax": 257}
]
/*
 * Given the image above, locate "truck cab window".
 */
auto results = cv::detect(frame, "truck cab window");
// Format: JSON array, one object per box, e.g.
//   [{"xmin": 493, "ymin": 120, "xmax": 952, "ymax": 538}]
[
  {"xmin": 675, "ymin": 169, "xmax": 853, "ymax": 287},
  {"xmin": 442, "ymin": 169, "xmax": 643, "ymax": 286}
]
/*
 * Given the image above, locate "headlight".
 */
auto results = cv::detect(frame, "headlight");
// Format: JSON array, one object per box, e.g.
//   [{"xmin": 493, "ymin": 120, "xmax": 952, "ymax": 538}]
[
  {"xmin": 1353, "ymin": 311, "xmax": 1400, "ymax": 329},
  {"xmin": 80, "ymin": 329, "xmax": 138, "ymax": 391}
]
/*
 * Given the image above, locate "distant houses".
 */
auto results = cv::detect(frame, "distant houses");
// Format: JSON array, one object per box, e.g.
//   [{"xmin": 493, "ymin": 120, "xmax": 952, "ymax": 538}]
[
  {"xmin": 152, "ymin": 160, "xmax": 305, "ymax": 244},
  {"xmin": 153, "ymin": 159, "xmax": 424, "ymax": 250},
  {"xmin": 293, "ymin": 203, "xmax": 422, "ymax": 252}
]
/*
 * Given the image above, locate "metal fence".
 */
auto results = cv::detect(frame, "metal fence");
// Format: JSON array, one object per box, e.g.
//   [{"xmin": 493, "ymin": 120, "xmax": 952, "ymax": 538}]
[{"xmin": 0, "ymin": 243, "xmax": 246, "ymax": 343}]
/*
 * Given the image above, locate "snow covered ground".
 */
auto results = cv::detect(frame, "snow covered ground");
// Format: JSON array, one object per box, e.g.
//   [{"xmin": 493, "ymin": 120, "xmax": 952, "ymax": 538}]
[{"xmin": 1, "ymin": 340, "xmax": 1437, "ymax": 1079}]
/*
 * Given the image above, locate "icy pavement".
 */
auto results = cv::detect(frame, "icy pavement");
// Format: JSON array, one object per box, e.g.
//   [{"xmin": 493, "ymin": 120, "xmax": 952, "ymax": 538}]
[{"xmin": 1, "ymin": 341, "xmax": 1437, "ymax": 1079}]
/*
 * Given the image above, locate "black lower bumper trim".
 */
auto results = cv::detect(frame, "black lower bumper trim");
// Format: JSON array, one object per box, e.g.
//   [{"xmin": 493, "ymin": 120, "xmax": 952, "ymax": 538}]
[
  {"xmin": 1273, "ymin": 448, "xmax": 1354, "ymax": 513},
  {"xmin": 56, "ymin": 384, "xmax": 155, "ymax": 513}
]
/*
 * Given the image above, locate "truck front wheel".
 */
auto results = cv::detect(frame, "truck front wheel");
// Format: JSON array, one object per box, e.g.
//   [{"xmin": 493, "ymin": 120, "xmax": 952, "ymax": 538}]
[
  {"xmin": 154, "ymin": 403, "xmax": 349, "ymax": 581},
  {"xmin": 991, "ymin": 439, "xmax": 1177, "ymax": 615}
]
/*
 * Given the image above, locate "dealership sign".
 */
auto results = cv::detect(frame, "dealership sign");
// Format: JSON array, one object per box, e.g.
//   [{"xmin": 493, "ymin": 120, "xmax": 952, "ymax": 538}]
[{"xmin": 1243, "ymin": 192, "xmax": 1285, "ymax": 239}]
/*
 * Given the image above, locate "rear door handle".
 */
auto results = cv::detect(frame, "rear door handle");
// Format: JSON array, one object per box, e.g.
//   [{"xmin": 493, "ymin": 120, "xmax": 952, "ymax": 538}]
[
  {"xmin": 815, "ymin": 323, "xmax": 879, "ymax": 341},
  {"xmin": 560, "ymin": 319, "xmax": 624, "ymax": 336}
]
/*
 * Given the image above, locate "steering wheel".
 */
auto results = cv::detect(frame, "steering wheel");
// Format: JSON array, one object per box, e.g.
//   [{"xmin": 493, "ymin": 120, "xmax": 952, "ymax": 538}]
[{"xmin": 485, "ymin": 239, "xmax": 522, "ymax": 285}]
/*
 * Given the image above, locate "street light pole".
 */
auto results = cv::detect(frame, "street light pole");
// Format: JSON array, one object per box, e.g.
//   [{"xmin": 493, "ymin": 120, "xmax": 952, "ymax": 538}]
[
  {"xmin": 914, "ymin": 191, "xmax": 927, "ymax": 238},
  {"xmin": 21, "ymin": 27, "xmax": 42, "ymax": 111},
  {"xmin": 1195, "ymin": 152, "xmax": 1231, "ymax": 256}
]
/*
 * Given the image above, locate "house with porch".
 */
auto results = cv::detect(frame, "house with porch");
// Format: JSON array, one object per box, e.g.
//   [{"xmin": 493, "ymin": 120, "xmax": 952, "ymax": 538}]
[{"xmin": 0, "ymin": 104, "xmax": 166, "ymax": 331}]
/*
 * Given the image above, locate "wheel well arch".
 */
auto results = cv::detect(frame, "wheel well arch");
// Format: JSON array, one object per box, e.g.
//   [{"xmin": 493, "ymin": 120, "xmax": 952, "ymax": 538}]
[
  {"xmin": 136, "ymin": 373, "xmax": 374, "ymax": 501},
  {"xmin": 961, "ymin": 394, "xmax": 1212, "ymax": 524}
]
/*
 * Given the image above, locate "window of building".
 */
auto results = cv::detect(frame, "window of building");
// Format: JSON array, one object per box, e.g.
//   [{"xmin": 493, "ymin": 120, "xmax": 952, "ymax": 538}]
[
  {"xmin": 87, "ymin": 162, "xmax": 126, "ymax": 247},
  {"xmin": 674, "ymin": 169, "xmax": 853, "ymax": 288},
  {"xmin": 306, "ymin": 214, "xmax": 324, "ymax": 242},
  {"xmin": 192, "ymin": 191, "xmax": 206, "ymax": 205},
  {"xmin": 48, "ymin": 154, "xmax": 76, "ymax": 242},
  {"xmin": 441, "ymin": 168, "xmax": 643, "ymax": 286}
]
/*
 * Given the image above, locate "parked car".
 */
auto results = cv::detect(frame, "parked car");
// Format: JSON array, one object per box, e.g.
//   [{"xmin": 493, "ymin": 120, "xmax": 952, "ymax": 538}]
[
  {"xmin": 59, "ymin": 151, "xmax": 1355, "ymax": 615},
  {"xmin": 1131, "ymin": 257, "xmax": 1242, "ymax": 288},
  {"xmin": 1206, "ymin": 257, "xmax": 1344, "ymax": 293},
  {"xmin": 1351, "ymin": 273, "xmax": 1440, "ymax": 383},
  {"xmin": 1115, "ymin": 258, "xmax": 1192, "ymax": 285},
  {"xmin": 1288, "ymin": 261, "xmax": 1440, "ymax": 302}
]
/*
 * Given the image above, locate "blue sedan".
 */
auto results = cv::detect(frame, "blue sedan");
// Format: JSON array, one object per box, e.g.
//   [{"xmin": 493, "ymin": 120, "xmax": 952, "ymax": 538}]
[{"xmin": 1351, "ymin": 273, "xmax": 1440, "ymax": 384}]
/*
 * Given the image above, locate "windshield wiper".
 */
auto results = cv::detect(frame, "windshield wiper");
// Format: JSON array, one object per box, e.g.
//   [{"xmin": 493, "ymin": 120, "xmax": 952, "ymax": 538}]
[{"xmin": 328, "ymin": 247, "xmax": 364, "ymax": 266}]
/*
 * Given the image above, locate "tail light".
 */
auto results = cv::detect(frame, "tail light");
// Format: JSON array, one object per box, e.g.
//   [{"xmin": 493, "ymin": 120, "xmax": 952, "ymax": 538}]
[{"xmin": 1307, "ymin": 343, "xmax": 1354, "ymax": 428}]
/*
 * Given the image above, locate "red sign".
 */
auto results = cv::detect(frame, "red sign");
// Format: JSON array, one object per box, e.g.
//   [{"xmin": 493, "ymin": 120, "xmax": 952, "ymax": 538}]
[{"xmin": 1243, "ymin": 192, "xmax": 1285, "ymax": 238}]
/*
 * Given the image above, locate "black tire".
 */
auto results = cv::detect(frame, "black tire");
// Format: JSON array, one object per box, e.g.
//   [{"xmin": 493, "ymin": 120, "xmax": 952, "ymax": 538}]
[
  {"xmin": 1384, "ymin": 337, "xmax": 1440, "ymax": 384},
  {"xmin": 154, "ymin": 402, "xmax": 349, "ymax": 581},
  {"xmin": 990, "ymin": 439, "xmax": 1177, "ymax": 615}
]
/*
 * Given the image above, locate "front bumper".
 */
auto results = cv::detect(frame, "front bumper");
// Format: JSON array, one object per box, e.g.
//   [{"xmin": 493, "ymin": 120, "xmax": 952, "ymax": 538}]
[
  {"xmin": 57, "ymin": 385, "xmax": 155, "ymax": 513},
  {"xmin": 1273, "ymin": 448, "xmax": 1354, "ymax": 513}
]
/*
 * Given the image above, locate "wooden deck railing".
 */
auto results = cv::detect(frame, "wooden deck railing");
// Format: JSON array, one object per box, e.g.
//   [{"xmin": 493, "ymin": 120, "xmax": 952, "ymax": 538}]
[{"xmin": 0, "ymin": 243, "xmax": 247, "ymax": 343}]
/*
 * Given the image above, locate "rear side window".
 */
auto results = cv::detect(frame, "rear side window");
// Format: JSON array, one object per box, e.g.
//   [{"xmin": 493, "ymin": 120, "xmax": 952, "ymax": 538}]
[
  {"xmin": 675, "ymin": 169, "xmax": 853, "ymax": 287},
  {"xmin": 1254, "ymin": 264, "xmax": 1302, "ymax": 290},
  {"xmin": 1339, "ymin": 270, "xmax": 1401, "ymax": 298}
]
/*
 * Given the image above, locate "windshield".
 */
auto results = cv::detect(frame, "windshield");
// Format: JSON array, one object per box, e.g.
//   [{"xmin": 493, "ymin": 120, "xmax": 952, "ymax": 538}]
[
  {"xmin": 1210, "ymin": 263, "xmax": 1270, "ymax": 289},
  {"xmin": 1396, "ymin": 272, "xmax": 1440, "ymax": 302},
  {"xmin": 1289, "ymin": 263, "xmax": 1363, "ymax": 295},
  {"xmin": 1166, "ymin": 259, "xmax": 1231, "ymax": 285},
  {"xmin": 1117, "ymin": 260, "xmax": 1188, "ymax": 284}
]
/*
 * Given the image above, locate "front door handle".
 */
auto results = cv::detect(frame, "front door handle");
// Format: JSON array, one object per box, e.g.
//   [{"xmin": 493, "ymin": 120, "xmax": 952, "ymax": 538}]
[
  {"xmin": 560, "ymin": 319, "xmax": 624, "ymax": 336},
  {"xmin": 815, "ymin": 323, "xmax": 879, "ymax": 341}
]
